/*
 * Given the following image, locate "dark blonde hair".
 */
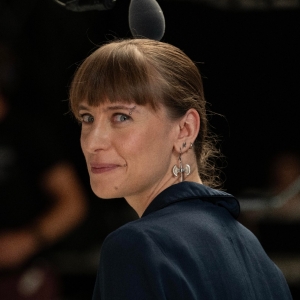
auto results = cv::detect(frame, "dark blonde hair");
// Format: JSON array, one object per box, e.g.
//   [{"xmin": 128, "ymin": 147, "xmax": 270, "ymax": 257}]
[{"xmin": 69, "ymin": 38, "xmax": 221, "ymax": 188}]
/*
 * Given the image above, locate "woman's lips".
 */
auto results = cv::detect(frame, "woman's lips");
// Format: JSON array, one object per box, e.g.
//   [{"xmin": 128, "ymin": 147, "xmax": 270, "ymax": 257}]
[{"xmin": 90, "ymin": 164, "xmax": 121, "ymax": 174}]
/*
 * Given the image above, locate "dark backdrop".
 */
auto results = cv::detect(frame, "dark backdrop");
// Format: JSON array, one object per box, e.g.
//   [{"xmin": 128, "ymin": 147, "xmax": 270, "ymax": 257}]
[{"xmin": 1, "ymin": 0, "xmax": 300, "ymax": 194}]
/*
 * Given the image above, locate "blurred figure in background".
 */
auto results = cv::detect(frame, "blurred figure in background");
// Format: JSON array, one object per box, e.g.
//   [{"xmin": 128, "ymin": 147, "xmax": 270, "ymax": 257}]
[
  {"xmin": 266, "ymin": 151, "xmax": 300, "ymax": 220},
  {"xmin": 0, "ymin": 43, "xmax": 88, "ymax": 299},
  {"xmin": 239, "ymin": 150, "xmax": 300, "ymax": 233}
]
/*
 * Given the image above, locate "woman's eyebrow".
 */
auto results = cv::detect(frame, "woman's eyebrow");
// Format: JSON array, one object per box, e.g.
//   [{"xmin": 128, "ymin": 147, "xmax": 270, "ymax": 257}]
[
  {"xmin": 106, "ymin": 105, "xmax": 136, "ymax": 111},
  {"xmin": 78, "ymin": 104, "xmax": 89, "ymax": 111},
  {"xmin": 105, "ymin": 105, "xmax": 139, "ymax": 114},
  {"xmin": 77, "ymin": 104, "xmax": 139, "ymax": 112}
]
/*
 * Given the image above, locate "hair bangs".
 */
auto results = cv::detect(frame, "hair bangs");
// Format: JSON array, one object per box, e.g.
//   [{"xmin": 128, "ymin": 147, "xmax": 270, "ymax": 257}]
[{"xmin": 70, "ymin": 42, "xmax": 162, "ymax": 118}]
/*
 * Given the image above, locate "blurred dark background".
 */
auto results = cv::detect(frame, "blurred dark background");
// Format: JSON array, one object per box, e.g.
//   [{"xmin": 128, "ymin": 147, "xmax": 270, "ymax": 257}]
[
  {"xmin": 1, "ymin": 0, "xmax": 300, "ymax": 299},
  {"xmin": 1, "ymin": 0, "xmax": 300, "ymax": 194}
]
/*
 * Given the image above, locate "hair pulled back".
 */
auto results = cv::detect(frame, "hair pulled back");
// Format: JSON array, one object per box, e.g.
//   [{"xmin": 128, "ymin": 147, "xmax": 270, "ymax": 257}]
[{"xmin": 69, "ymin": 38, "xmax": 221, "ymax": 188}]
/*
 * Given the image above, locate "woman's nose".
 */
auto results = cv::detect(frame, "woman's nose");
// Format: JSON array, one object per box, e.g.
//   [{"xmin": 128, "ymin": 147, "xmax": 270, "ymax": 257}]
[{"xmin": 80, "ymin": 123, "xmax": 110, "ymax": 153}]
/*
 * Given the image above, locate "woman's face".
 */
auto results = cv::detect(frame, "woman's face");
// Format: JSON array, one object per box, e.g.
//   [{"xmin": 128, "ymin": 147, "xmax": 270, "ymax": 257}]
[{"xmin": 79, "ymin": 100, "xmax": 178, "ymax": 202}]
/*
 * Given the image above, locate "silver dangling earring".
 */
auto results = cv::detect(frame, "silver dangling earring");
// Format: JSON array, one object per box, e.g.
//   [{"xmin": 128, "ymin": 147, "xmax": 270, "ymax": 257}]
[{"xmin": 172, "ymin": 147, "xmax": 191, "ymax": 182}]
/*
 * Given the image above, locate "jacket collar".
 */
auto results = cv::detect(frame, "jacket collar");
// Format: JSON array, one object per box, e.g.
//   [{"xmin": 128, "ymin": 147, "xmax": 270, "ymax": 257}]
[{"xmin": 142, "ymin": 182, "xmax": 240, "ymax": 219}]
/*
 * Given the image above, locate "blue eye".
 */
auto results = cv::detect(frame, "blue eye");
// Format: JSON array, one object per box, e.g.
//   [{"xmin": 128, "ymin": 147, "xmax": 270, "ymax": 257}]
[
  {"xmin": 81, "ymin": 114, "xmax": 94, "ymax": 123},
  {"xmin": 114, "ymin": 114, "xmax": 130, "ymax": 122}
]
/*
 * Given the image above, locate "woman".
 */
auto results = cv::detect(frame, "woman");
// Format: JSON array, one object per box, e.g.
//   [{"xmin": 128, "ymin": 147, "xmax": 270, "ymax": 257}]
[{"xmin": 69, "ymin": 39, "xmax": 292, "ymax": 299}]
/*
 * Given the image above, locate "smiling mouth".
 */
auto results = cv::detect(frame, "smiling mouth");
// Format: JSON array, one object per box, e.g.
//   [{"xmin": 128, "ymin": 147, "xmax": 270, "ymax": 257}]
[{"xmin": 90, "ymin": 164, "xmax": 124, "ymax": 174}]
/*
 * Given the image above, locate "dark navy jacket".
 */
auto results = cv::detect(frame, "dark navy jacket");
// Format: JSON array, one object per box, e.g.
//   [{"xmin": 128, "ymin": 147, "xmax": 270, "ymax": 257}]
[{"xmin": 92, "ymin": 182, "xmax": 292, "ymax": 300}]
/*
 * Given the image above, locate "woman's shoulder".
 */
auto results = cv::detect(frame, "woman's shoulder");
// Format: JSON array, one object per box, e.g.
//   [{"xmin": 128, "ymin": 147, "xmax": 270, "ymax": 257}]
[
  {"xmin": 100, "ymin": 219, "xmax": 167, "ymax": 264},
  {"xmin": 102, "ymin": 218, "xmax": 150, "ymax": 247}
]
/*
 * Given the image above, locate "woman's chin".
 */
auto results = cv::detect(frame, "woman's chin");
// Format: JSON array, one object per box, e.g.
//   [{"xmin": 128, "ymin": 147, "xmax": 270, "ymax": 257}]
[{"xmin": 91, "ymin": 184, "xmax": 122, "ymax": 200}]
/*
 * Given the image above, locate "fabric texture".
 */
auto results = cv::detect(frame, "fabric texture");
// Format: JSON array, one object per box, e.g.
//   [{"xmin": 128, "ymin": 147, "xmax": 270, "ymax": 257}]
[{"xmin": 92, "ymin": 182, "xmax": 292, "ymax": 300}]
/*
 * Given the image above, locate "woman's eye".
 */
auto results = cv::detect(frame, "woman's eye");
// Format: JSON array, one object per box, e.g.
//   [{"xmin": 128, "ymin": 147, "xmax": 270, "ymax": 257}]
[
  {"xmin": 80, "ymin": 114, "xmax": 94, "ymax": 123},
  {"xmin": 113, "ymin": 114, "xmax": 130, "ymax": 123}
]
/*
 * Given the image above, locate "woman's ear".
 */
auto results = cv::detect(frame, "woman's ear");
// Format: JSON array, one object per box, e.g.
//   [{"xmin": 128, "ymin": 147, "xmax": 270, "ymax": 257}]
[{"xmin": 174, "ymin": 108, "xmax": 200, "ymax": 153}]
